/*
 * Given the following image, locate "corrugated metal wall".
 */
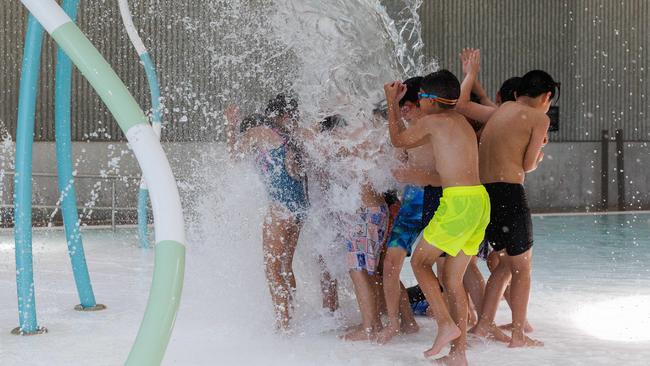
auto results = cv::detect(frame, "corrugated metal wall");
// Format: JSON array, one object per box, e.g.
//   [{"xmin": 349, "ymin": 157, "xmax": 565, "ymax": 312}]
[
  {"xmin": 421, "ymin": 0, "xmax": 650, "ymax": 141},
  {"xmin": 0, "ymin": 0, "xmax": 295, "ymax": 142},
  {"xmin": 1, "ymin": 1, "xmax": 649, "ymax": 142}
]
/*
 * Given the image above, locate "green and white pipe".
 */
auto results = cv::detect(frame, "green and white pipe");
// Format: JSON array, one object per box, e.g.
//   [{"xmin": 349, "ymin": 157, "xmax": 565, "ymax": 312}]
[
  {"xmin": 19, "ymin": 1, "xmax": 185, "ymax": 364},
  {"xmin": 118, "ymin": 0, "xmax": 163, "ymax": 249}
]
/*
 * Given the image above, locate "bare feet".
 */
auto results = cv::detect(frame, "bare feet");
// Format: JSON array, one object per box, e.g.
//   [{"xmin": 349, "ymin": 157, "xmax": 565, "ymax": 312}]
[
  {"xmin": 469, "ymin": 322, "xmax": 512, "ymax": 343},
  {"xmin": 423, "ymin": 323, "xmax": 462, "ymax": 358},
  {"xmin": 498, "ymin": 321, "xmax": 534, "ymax": 333},
  {"xmin": 432, "ymin": 352, "xmax": 468, "ymax": 366},
  {"xmin": 342, "ymin": 327, "xmax": 378, "ymax": 342},
  {"xmin": 509, "ymin": 333, "xmax": 544, "ymax": 348},
  {"xmin": 377, "ymin": 324, "xmax": 400, "ymax": 344}
]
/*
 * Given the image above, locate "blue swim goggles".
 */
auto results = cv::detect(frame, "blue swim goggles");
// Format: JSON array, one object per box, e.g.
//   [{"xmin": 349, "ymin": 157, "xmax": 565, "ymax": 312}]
[{"xmin": 417, "ymin": 92, "xmax": 458, "ymax": 106}]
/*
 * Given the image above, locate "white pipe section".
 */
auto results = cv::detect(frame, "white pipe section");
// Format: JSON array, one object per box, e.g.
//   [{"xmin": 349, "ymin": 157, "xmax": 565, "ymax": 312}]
[
  {"xmin": 117, "ymin": 0, "xmax": 148, "ymax": 56},
  {"xmin": 126, "ymin": 124, "xmax": 185, "ymax": 244},
  {"xmin": 21, "ymin": 0, "xmax": 71, "ymax": 33}
]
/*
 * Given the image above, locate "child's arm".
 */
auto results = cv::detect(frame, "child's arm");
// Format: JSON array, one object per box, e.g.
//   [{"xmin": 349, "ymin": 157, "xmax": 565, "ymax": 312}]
[
  {"xmin": 472, "ymin": 79, "xmax": 497, "ymax": 108},
  {"xmin": 523, "ymin": 115, "xmax": 551, "ymax": 173},
  {"xmin": 455, "ymin": 49, "xmax": 497, "ymax": 123},
  {"xmin": 224, "ymin": 105, "xmax": 244, "ymax": 158},
  {"xmin": 384, "ymin": 81, "xmax": 430, "ymax": 149}
]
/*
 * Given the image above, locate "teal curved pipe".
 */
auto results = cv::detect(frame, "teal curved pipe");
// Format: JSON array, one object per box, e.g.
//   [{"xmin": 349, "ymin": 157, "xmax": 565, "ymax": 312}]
[
  {"xmin": 137, "ymin": 53, "xmax": 162, "ymax": 248},
  {"xmin": 54, "ymin": 0, "xmax": 97, "ymax": 308},
  {"xmin": 14, "ymin": 14, "xmax": 44, "ymax": 334}
]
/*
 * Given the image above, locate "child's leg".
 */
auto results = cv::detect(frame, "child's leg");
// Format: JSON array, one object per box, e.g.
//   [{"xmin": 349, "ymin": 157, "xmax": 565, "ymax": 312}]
[
  {"xmin": 411, "ymin": 239, "xmax": 460, "ymax": 358},
  {"xmin": 439, "ymin": 252, "xmax": 472, "ymax": 362},
  {"xmin": 463, "ymin": 256, "xmax": 485, "ymax": 317},
  {"xmin": 470, "ymin": 253, "xmax": 512, "ymax": 342},
  {"xmin": 282, "ymin": 220, "xmax": 302, "ymax": 302},
  {"xmin": 398, "ymin": 281, "xmax": 419, "ymax": 333},
  {"xmin": 262, "ymin": 210, "xmax": 296, "ymax": 330},
  {"xmin": 507, "ymin": 249, "xmax": 543, "ymax": 347},
  {"xmin": 377, "ymin": 247, "xmax": 409, "ymax": 344},
  {"xmin": 344, "ymin": 270, "xmax": 381, "ymax": 341},
  {"xmin": 319, "ymin": 255, "xmax": 339, "ymax": 312}
]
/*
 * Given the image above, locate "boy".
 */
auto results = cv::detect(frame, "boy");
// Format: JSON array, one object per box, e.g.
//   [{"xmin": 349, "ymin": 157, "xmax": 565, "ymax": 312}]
[
  {"xmin": 384, "ymin": 70, "xmax": 490, "ymax": 365},
  {"xmin": 470, "ymin": 70, "xmax": 556, "ymax": 348},
  {"xmin": 377, "ymin": 77, "xmax": 443, "ymax": 344}
]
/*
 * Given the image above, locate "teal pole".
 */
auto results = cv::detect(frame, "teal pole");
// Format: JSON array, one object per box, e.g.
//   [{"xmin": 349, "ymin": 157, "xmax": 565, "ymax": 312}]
[
  {"xmin": 13, "ymin": 14, "xmax": 46, "ymax": 335},
  {"xmin": 54, "ymin": 0, "xmax": 104, "ymax": 311}
]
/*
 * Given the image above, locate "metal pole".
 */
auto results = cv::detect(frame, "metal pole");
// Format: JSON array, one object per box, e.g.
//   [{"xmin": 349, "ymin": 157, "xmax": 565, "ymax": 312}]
[
  {"xmin": 615, "ymin": 129, "xmax": 625, "ymax": 211},
  {"xmin": 54, "ymin": 0, "xmax": 103, "ymax": 311},
  {"xmin": 111, "ymin": 178, "xmax": 116, "ymax": 232},
  {"xmin": 12, "ymin": 13, "xmax": 46, "ymax": 336},
  {"xmin": 600, "ymin": 130, "xmax": 609, "ymax": 211}
]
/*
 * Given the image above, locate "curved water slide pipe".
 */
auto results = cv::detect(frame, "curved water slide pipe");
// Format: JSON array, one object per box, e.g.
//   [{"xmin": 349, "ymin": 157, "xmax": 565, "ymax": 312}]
[
  {"xmin": 54, "ymin": 0, "xmax": 104, "ymax": 311},
  {"xmin": 13, "ymin": 13, "xmax": 46, "ymax": 335},
  {"xmin": 19, "ymin": 1, "xmax": 186, "ymax": 364},
  {"xmin": 118, "ymin": 0, "xmax": 163, "ymax": 248}
]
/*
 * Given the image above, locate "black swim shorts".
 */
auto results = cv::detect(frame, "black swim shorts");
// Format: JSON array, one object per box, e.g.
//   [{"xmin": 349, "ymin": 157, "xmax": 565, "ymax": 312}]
[{"xmin": 484, "ymin": 183, "xmax": 533, "ymax": 256}]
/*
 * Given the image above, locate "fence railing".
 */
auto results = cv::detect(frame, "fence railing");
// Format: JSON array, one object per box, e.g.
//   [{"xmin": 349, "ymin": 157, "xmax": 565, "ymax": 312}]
[{"xmin": 0, "ymin": 171, "xmax": 143, "ymax": 230}]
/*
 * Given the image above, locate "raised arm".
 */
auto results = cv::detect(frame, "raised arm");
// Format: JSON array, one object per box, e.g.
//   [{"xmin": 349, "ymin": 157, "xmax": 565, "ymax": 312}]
[
  {"xmin": 455, "ymin": 49, "xmax": 497, "ymax": 123},
  {"xmin": 224, "ymin": 105, "xmax": 244, "ymax": 158},
  {"xmin": 523, "ymin": 115, "xmax": 551, "ymax": 173},
  {"xmin": 384, "ymin": 81, "xmax": 430, "ymax": 148}
]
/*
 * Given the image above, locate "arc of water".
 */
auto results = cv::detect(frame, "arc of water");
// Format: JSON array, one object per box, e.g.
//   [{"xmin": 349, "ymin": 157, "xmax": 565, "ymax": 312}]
[
  {"xmin": 13, "ymin": 13, "xmax": 46, "ymax": 335},
  {"xmin": 19, "ymin": 1, "xmax": 186, "ymax": 364},
  {"xmin": 118, "ymin": 0, "xmax": 163, "ymax": 249},
  {"xmin": 54, "ymin": 0, "xmax": 103, "ymax": 311}
]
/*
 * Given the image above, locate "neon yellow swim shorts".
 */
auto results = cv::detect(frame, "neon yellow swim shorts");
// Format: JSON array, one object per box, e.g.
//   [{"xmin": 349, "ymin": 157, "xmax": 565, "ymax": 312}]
[{"xmin": 422, "ymin": 185, "xmax": 491, "ymax": 256}]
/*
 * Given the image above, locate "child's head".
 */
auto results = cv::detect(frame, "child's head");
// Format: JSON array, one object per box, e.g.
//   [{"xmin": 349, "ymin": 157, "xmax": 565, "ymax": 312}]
[
  {"xmin": 319, "ymin": 114, "xmax": 347, "ymax": 133},
  {"xmin": 496, "ymin": 76, "xmax": 522, "ymax": 105},
  {"xmin": 239, "ymin": 113, "xmax": 268, "ymax": 133},
  {"xmin": 400, "ymin": 76, "xmax": 424, "ymax": 121},
  {"xmin": 419, "ymin": 70, "xmax": 461, "ymax": 114},
  {"xmin": 515, "ymin": 70, "xmax": 558, "ymax": 112},
  {"xmin": 265, "ymin": 93, "xmax": 299, "ymax": 128}
]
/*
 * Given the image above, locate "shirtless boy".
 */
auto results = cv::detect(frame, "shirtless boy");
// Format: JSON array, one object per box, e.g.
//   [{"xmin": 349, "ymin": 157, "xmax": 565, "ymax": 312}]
[
  {"xmin": 385, "ymin": 70, "xmax": 490, "ymax": 365},
  {"xmin": 470, "ymin": 70, "xmax": 557, "ymax": 348},
  {"xmin": 377, "ymin": 77, "xmax": 444, "ymax": 344}
]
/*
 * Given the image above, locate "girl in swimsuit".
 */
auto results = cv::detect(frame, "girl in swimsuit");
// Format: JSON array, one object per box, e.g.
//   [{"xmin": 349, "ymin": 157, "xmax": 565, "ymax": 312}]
[{"xmin": 226, "ymin": 94, "xmax": 309, "ymax": 330}]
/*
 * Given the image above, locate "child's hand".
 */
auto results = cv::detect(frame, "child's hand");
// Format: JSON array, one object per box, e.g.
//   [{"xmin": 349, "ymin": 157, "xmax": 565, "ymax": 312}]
[
  {"xmin": 461, "ymin": 48, "xmax": 480, "ymax": 76},
  {"xmin": 224, "ymin": 105, "xmax": 240, "ymax": 125},
  {"xmin": 384, "ymin": 81, "xmax": 406, "ymax": 104}
]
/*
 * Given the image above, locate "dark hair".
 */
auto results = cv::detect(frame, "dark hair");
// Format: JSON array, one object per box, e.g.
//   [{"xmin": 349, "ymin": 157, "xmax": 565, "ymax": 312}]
[
  {"xmin": 498, "ymin": 77, "xmax": 522, "ymax": 103},
  {"xmin": 239, "ymin": 113, "xmax": 267, "ymax": 133},
  {"xmin": 383, "ymin": 190, "xmax": 399, "ymax": 206},
  {"xmin": 372, "ymin": 101, "xmax": 388, "ymax": 119},
  {"xmin": 319, "ymin": 114, "xmax": 347, "ymax": 132},
  {"xmin": 265, "ymin": 93, "xmax": 299, "ymax": 120},
  {"xmin": 421, "ymin": 69, "xmax": 461, "ymax": 110},
  {"xmin": 400, "ymin": 76, "xmax": 423, "ymax": 107},
  {"xmin": 516, "ymin": 70, "xmax": 558, "ymax": 100}
]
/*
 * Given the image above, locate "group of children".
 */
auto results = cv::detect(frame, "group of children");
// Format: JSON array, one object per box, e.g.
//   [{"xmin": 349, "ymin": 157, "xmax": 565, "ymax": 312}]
[{"xmin": 226, "ymin": 48, "xmax": 557, "ymax": 365}]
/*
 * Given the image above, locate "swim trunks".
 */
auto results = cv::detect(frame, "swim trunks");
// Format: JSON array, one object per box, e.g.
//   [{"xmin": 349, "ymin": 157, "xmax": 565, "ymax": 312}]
[
  {"xmin": 484, "ymin": 183, "xmax": 533, "ymax": 256},
  {"xmin": 421, "ymin": 185, "xmax": 443, "ymax": 228},
  {"xmin": 386, "ymin": 186, "xmax": 424, "ymax": 256},
  {"xmin": 406, "ymin": 285, "xmax": 429, "ymax": 316},
  {"xmin": 422, "ymin": 185, "xmax": 491, "ymax": 256},
  {"xmin": 344, "ymin": 205, "xmax": 388, "ymax": 275}
]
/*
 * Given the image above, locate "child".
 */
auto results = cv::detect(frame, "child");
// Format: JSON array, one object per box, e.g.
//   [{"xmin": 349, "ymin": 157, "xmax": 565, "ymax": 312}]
[
  {"xmin": 385, "ymin": 70, "xmax": 490, "ymax": 365},
  {"xmin": 470, "ymin": 70, "xmax": 556, "ymax": 348}
]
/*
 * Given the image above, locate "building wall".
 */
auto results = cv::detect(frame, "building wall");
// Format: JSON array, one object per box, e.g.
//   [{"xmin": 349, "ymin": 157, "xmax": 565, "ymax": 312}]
[{"xmin": 420, "ymin": 0, "xmax": 650, "ymax": 142}]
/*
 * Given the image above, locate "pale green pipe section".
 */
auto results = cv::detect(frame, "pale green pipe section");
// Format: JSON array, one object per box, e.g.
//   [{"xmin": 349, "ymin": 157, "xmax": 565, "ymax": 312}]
[
  {"xmin": 50, "ymin": 23, "xmax": 147, "ymax": 131},
  {"xmin": 126, "ymin": 241, "xmax": 185, "ymax": 366}
]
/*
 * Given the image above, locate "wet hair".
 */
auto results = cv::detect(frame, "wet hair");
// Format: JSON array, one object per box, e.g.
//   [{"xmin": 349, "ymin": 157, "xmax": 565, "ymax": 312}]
[
  {"xmin": 516, "ymin": 70, "xmax": 558, "ymax": 100},
  {"xmin": 399, "ymin": 76, "xmax": 423, "ymax": 107},
  {"xmin": 383, "ymin": 190, "xmax": 399, "ymax": 206},
  {"xmin": 498, "ymin": 77, "xmax": 522, "ymax": 103},
  {"xmin": 239, "ymin": 113, "xmax": 267, "ymax": 133},
  {"xmin": 421, "ymin": 69, "xmax": 461, "ymax": 110},
  {"xmin": 372, "ymin": 101, "xmax": 388, "ymax": 120},
  {"xmin": 265, "ymin": 93, "xmax": 299, "ymax": 121},
  {"xmin": 319, "ymin": 114, "xmax": 347, "ymax": 132}
]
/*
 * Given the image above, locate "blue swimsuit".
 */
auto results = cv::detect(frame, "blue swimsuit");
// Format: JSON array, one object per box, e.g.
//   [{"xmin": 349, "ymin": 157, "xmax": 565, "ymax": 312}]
[{"xmin": 257, "ymin": 140, "xmax": 309, "ymax": 221}]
